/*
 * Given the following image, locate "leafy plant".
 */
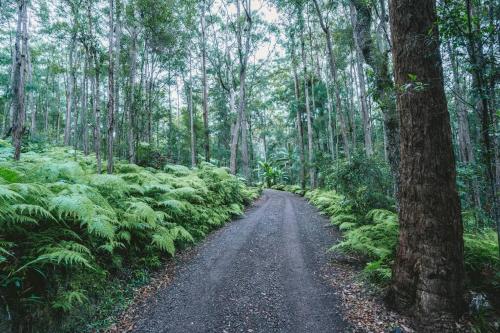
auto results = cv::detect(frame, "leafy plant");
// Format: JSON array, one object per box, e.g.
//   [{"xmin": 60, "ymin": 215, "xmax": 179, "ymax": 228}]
[{"xmin": 0, "ymin": 147, "xmax": 260, "ymax": 332}]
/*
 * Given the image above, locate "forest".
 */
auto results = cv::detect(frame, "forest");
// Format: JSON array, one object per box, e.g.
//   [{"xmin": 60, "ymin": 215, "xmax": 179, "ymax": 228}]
[{"xmin": 0, "ymin": 0, "xmax": 498, "ymax": 332}]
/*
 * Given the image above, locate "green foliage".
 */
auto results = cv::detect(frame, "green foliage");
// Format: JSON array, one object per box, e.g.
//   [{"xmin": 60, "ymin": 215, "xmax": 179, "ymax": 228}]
[
  {"xmin": 0, "ymin": 147, "xmax": 258, "ymax": 332},
  {"xmin": 304, "ymin": 189, "xmax": 500, "ymax": 292},
  {"xmin": 324, "ymin": 155, "xmax": 394, "ymax": 215}
]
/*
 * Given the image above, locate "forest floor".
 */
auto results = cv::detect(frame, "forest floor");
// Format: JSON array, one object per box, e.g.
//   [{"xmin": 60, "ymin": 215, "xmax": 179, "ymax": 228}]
[{"xmin": 108, "ymin": 190, "xmax": 414, "ymax": 333}]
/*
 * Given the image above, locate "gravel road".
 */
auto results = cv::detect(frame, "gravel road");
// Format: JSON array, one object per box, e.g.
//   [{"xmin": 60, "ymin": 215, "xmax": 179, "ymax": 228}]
[{"xmin": 132, "ymin": 189, "xmax": 347, "ymax": 333}]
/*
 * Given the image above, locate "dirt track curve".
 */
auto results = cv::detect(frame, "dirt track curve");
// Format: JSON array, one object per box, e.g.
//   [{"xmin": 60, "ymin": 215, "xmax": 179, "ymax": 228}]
[{"xmin": 132, "ymin": 189, "xmax": 347, "ymax": 333}]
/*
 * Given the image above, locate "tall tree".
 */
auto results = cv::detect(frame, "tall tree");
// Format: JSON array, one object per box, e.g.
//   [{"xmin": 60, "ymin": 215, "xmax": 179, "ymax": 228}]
[
  {"xmin": 11, "ymin": 0, "xmax": 29, "ymax": 160},
  {"xmin": 299, "ymin": 21, "xmax": 315, "ymax": 189},
  {"xmin": 312, "ymin": 0, "xmax": 351, "ymax": 160},
  {"xmin": 200, "ymin": 0, "xmax": 210, "ymax": 162},
  {"xmin": 387, "ymin": 0, "xmax": 464, "ymax": 329},
  {"xmin": 350, "ymin": 0, "xmax": 400, "ymax": 201},
  {"xmin": 107, "ymin": 0, "xmax": 115, "ymax": 173}
]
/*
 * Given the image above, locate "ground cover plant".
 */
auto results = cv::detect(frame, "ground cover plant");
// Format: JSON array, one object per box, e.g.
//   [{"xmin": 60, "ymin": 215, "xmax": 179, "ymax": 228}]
[{"xmin": 0, "ymin": 143, "xmax": 259, "ymax": 332}]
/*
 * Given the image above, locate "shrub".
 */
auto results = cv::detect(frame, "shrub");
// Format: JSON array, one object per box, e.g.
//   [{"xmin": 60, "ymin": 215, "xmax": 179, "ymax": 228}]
[{"xmin": 0, "ymin": 147, "xmax": 259, "ymax": 332}]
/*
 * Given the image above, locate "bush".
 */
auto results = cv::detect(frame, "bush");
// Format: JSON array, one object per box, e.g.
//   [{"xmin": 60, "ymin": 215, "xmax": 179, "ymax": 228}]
[
  {"xmin": 0, "ymin": 147, "xmax": 259, "ymax": 332},
  {"xmin": 323, "ymin": 154, "xmax": 394, "ymax": 215},
  {"xmin": 304, "ymin": 189, "xmax": 500, "ymax": 292}
]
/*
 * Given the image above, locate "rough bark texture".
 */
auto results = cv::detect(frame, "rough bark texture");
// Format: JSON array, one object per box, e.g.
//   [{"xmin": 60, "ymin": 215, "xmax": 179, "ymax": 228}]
[
  {"xmin": 11, "ymin": 0, "xmax": 28, "ymax": 161},
  {"xmin": 387, "ymin": 0, "xmax": 465, "ymax": 330}
]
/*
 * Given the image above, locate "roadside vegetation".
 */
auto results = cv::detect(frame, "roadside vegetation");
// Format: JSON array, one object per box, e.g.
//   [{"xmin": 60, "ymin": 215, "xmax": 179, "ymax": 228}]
[
  {"xmin": 271, "ymin": 155, "xmax": 499, "ymax": 332},
  {"xmin": 0, "ymin": 141, "xmax": 259, "ymax": 332}
]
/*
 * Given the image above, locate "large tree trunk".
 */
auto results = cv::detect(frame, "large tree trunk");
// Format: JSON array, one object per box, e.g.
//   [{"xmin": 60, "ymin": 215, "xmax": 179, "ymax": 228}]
[
  {"xmin": 233, "ymin": 0, "xmax": 252, "ymax": 180},
  {"xmin": 11, "ymin": 0, "xmax": 28, "ymax": 161},
  {"xmin": 387, "ymin": 0, "xmax": 464, "ymax": 329},
  {"xmin": 300, "ymin": 29, "xmax": 315, "ymax": 189},
  {"xmin": 106, "ymin": 0, "xmax": 115, "ymax": 174},
  {"xmin": 201, "ymin": 0, "xmax": 210, "ymax": 162}
]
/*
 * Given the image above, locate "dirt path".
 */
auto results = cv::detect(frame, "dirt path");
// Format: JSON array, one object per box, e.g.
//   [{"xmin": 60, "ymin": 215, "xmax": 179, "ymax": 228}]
[{"xmin": 131, "ymin": 189, "xmax": 347, "ymax": 333}]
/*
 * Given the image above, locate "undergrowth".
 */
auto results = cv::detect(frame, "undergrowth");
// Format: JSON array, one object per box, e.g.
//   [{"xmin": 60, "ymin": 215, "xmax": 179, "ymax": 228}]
[{"xmin": 0, "ymin": 143, "xmax": 260, "ymax": 332}]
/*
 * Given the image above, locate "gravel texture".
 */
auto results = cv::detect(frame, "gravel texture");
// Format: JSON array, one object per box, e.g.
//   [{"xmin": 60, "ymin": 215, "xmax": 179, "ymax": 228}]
[{"xmin": 131, "ymin": 189, "xmax": 348, "ymax": 333}]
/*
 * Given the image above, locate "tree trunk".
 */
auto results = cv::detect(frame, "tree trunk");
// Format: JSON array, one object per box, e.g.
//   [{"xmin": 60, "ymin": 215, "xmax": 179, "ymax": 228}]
[
  {"xmin": 233, "ymin": 0, "xmax": 252, "ymax": 180},
  {"xmin": 92, "ymin": 52, "xmax": 102, "ymax": 173},
  {"xmin": 188, "ymin": 55, "xmax": 196, "ymax": 168},
  {"xmin": 82, "ymin": 55, "xmax": 89, "ymax": 155},
  {"xmin": 312, "ymin": 0, "xmax": 351, "ymax": 160},
  {"xmin": 11, "ymin": 0, "xmax": 28, "ymax": 160},
  {"xmin": 201, "ymin": 0, "xmax": 210, "ymax": 162},
  {"xmin": 350, "ymin": 0, "xmax": 400, "ymax": 204},
  {"xmin": 465, "ymin": 0, "xmax": 499, "ymax": 240},
  {"xmin": 127, "ymin": 27, "xmax": 138, "ymax": 164},
  {"xmin": 326, "ymin": 83, "xmax": 335, "ymax": 159},
  {"xmin": 350, "ymin": 3, "xmax": 372, "ymax": 157},
  {"xmin": 448, "ymin": 42, "xmax": 482, "ymax": 219},
  {"xmin": 64, "ymin": 31, "xmax": 76, "ymax": 146},
  {"xmin": 107, "ymin": 0, "xmax": 115, "ymax": 174},
  {"xmin": 229, "ymin": 86, "xmax": 239, "ymax": 174},
  {"xmin": 387, "ymin": 0, "xmax": 464, "ymax": 329},
  {"xmin": 300, "ymin": 29, "xmax": 315, "ymax": 189},
  {"xmin": 292, "ymin": 56, "xmax": 306, "ymax": 190}
]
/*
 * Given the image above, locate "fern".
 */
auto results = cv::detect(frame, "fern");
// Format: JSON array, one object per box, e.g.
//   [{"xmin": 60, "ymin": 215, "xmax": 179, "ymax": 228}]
[
  {"xmin": 151, "ymin": 230, "xmax": 176, "ymax": 255},
  {"xmin": 0, "ymin": 145, "xmax": 257, "ymax": 331},
  {"xmin": 52, "ymin": 290, "xmax": 89, "ymax": 312}
]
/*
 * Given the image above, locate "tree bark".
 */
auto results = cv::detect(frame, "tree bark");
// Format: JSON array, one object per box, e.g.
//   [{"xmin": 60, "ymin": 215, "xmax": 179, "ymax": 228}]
[
  {"xmin": 300, "ymin": 28, "xmax": 315, "ymax": 189},
  {"xmin": 64, "ymin": 29, "xmax": 77, "ymax": 146},
  {"xmin": 201, "ymin": 0, "xmax": 210, "ymax": 162},
  {"xmin": 92, "ymin": 52, "xmax": 102, "ymax": 173},
  {"xmin": 312, "ymin": 0, "xmax": 351, "ymax": 160},
  {"xmin": 107, "ymin": 0, "xmax": 115, "ymax": 174},
  {"xmin": 229, "ymin": 86, "xmax": 239, "ymax": 174},
  {"xmin": 11, "ymin": 0, "xmax": 28, "ymax": 161},
  {"xmin": 127, "ymin": 26, "xmax": 138, "ymax": 164},
  {"xmin": 387, "ymin": 0, "xmax": 464, "ymax": 329},
  {"xmin": 233, "ymin": 0, "xmax": 252, "ymax": 180},
  {"xmin": 188, "ymin": 54, "xmax": 196, "ymax": 168},
  {"xmin": 350, "ymin": 3, "xmax": 372, "ymax": 157},
  {"xmin": 350, "ymin": 0, "xmax": 400, "ymax": 203},
  {"xmin": 82, "ymin": 55, "xmax": 89, "ymax": 155},
  {"xmin": 292, "ymin": 53, "xmax": 306, "ymax": 190}
]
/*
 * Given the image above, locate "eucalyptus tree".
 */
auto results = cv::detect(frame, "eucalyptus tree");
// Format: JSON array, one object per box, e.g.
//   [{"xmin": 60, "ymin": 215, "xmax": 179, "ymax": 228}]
[
  {"xmin": 11, "ymin": 0, "xmax": 28, "ymax": 160},
  {"xmin": 388, "ymin": 0, "xmax": 464, "ymax": 329}
]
